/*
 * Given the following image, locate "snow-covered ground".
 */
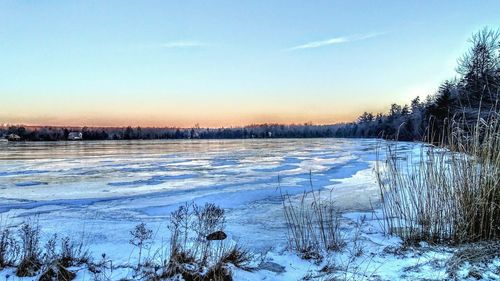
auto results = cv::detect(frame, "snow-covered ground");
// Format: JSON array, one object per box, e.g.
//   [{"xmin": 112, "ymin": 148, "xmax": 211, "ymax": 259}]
[{"xmin": 0, "ymin": 139, "xmax": 498, "ymax": 280}]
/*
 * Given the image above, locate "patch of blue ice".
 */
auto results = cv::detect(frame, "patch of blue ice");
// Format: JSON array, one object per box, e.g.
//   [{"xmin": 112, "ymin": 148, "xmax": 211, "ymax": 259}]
[
  {"xmin": 253, "ymin": 164, "xmax": 298, "ymax": 173},
  {"xmin": 15, "ymin": 181, "xmax": 48, "ymax": 187},
  {"xmin": 0, "ymin": 169, "xmax": 50, "ymax": 177}
]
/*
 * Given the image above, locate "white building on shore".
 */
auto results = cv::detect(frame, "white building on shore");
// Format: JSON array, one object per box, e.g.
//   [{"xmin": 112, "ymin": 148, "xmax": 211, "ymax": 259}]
[{"xmin": 68, "ymin": 132, "xmax": 83, "ymax": 140}]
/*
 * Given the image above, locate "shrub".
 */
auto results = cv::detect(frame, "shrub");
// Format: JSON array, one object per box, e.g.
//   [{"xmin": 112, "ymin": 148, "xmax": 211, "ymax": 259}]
[
  {"xmin": 16, "ymin": 219, "xmax": 42, "ymax": 277},
  {"xmin": 158, "ymin": 202, "xmax": 246, "ymax": 281},
  {"xmin": 43, "ymin": 234, "xmax": 58, "ymax": 266},
  {"xmin": 0, "ymin": 227, "xmax": 19, "ymax": 268},
  {"xmin": 168, "ymin": 203, "xmax": 226, "ymax": 266},
  {"xmin": 59, "ymin": 235, "xmax": 90, "ymax": 267},
  {"xmin": 130, "ymin": 223, "xmax": 153, "ymax": 268}
]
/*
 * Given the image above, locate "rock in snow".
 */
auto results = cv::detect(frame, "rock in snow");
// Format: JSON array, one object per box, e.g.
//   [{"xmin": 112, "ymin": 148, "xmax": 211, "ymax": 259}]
[
  {"xmin": 206, "ymin": 231, "xmax": 227, "ymax": 241},
  {"xmin": 258, "ymin": 261, "xmax": 286, "ymax": 273}
]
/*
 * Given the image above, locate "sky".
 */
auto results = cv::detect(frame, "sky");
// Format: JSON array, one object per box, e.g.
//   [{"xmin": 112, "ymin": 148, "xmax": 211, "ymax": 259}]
[{"xmin": 0, "ymin": 1, "xmax": 499, "ymax": 127}]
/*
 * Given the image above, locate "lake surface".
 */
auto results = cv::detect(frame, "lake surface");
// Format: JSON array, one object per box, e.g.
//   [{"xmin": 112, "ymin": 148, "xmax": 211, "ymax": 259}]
[
  {"xmin": 0, "ymin": 139, "xmax": 381, "ymax": 203},
  {"xmin": 0, "ymin": 138, "xmax": 411, "ymax": 256}
]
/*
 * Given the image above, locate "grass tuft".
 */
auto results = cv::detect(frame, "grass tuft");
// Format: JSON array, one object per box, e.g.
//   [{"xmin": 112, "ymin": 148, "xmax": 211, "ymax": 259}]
[{"xmin": 281, "ymin": 177, "xmax": 345, "ymax": 261}]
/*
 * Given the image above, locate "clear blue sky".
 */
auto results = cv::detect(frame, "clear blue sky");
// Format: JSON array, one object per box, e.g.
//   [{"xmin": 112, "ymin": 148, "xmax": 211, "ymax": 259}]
[{"xmin": 0, "ymin": 1, "xmax": 499, "ymax": 127}]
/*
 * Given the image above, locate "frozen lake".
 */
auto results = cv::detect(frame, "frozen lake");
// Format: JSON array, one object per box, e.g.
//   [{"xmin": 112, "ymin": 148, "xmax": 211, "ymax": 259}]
[{"xmin": 0, "ymin": 138, "xmax": 409, "ymax": 260}]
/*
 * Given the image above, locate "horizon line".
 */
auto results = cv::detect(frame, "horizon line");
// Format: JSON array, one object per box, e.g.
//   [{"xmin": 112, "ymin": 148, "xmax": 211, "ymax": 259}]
[{"xmin": 0, "ymin": 121, "xmax": 352, "ymax": 130}]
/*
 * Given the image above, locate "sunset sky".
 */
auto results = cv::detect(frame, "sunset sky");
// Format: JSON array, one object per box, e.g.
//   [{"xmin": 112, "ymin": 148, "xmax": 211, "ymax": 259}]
[{"xmin": 0, "ymin": 1, "xmax": 499, "ymax": 127}]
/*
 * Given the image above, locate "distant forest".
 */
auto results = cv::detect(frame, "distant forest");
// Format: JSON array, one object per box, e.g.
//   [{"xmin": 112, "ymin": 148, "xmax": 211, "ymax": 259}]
[{"xmin": 1, "ymin": 28, "xmax": 498, "ymax": 142}]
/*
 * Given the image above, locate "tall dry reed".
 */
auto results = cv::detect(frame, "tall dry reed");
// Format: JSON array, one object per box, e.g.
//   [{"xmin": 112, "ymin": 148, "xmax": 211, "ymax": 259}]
[
  {"xmin": 281, "ymin": 179, "xmax": 345, "ymax": 260},
  {"xmin": 377, "ymin": 113, "xmax": 500, "ymax": 244}
]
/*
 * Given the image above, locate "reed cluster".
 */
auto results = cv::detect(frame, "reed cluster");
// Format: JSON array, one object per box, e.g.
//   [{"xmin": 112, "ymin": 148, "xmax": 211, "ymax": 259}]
[
  {"xmin": 281, "ymin": 184, "xmax": 345, "ymax": 261},
  {"xmin": 377, "ymin": 114, "xmax": 500, "ymax": 244}
]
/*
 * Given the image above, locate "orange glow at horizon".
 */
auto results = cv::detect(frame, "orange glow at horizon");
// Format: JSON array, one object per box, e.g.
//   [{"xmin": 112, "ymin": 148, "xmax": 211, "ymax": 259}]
[
  {"xmin": 0, "ymin": 111, "xmax": 362, "ymax": 128},
  {"xmin": 0, "ymin": 92, "xmax": 393, "ymax": 128}
]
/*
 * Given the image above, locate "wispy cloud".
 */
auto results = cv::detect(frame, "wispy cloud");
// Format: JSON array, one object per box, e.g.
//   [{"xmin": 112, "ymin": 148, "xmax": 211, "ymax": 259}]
[
  {"xmin": 287, "ymin": 32, "xmax": 385, "ymax": 51},
  {"xmin": 132, "ymin": 40, "xmax": 209, "ymax": 50}
]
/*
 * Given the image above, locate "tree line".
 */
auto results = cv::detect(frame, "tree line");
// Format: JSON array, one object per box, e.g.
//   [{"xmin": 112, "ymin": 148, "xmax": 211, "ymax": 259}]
[
  {"xmin": 1, "ymin": 28, "xmax": 498, "ymax": 142},
  {"xmin": 0, "ymin": 123, "xmax": 343, "ymax": 141},
  {"xmin": 337, "ymin": 27, "xmax": 499, "ymax": 141}
]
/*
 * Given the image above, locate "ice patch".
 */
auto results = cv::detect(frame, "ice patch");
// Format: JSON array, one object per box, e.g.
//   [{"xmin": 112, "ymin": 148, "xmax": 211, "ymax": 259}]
[
  {"xmin": 108, "ymin": 174, "xmax": 197, "ymax": 187},
  {"xmin": 253, "ymin": 164, "xmax": 298, "ymax": 173},
  {"xmin": 15, "ymin": 181, "xmax": 48, "ymax": 187},
  {"xmin": 0, "ymin": 169, "xmax": 50, "ymax": 177}
]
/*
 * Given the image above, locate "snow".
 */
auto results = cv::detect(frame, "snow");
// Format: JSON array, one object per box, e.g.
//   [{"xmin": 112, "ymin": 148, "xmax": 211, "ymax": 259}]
[{"xmin": 0, "ymin": 139, "xmax": 497, "ymax": 280}]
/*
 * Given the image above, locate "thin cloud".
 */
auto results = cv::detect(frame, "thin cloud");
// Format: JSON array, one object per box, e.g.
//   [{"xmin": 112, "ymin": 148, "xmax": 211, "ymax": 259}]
[
  {"xmin": 157, "ymin": 41, "xmax": 208, "ymax": 48},
  {"xmin": 287, "ymin": 32, "xmax": 385, "ymax": 51}
]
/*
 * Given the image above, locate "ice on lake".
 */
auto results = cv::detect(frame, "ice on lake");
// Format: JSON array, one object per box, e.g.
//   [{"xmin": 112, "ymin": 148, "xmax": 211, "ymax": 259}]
[{"xmin": 0, "ymin": 138, "xmax": 418, "ymax": 261}]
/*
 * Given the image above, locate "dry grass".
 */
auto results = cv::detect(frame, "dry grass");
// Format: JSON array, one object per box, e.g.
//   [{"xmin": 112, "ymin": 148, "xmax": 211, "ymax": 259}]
[
  {"xmin": 377, "ymin": 113, "xmax": 500, "ymax": 244},
  {"xmin": 0, "ymin": 226, "xmax": 19, "ymax": 269},
  {"xmin": 0, "ymin": 204, "xmax": 249, "ymax": 281},
  {"xmin": 281, "ymin": 178, "xmax": 345, "ymax": 261},
  {"xmin": 168, "ymin": 202, "xmax": 227, "ymax": 267},
  {"xmin": 220, "ymin": 244, "xmax": 254, "ymax": 271},
  {"xmin": 140, "ymin": 202, "xmax": 252, "ymax": 281},
  {"xmin": 446, "ymin": 241, "xmax": 500, "ymax": 279},
  {"xmin": 0, "ymin": 218, "xmax": 89, "ymax": 279},
  {"xmin": 17, "ymin": 219, "xmax": 43, "ymax": 277}
]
